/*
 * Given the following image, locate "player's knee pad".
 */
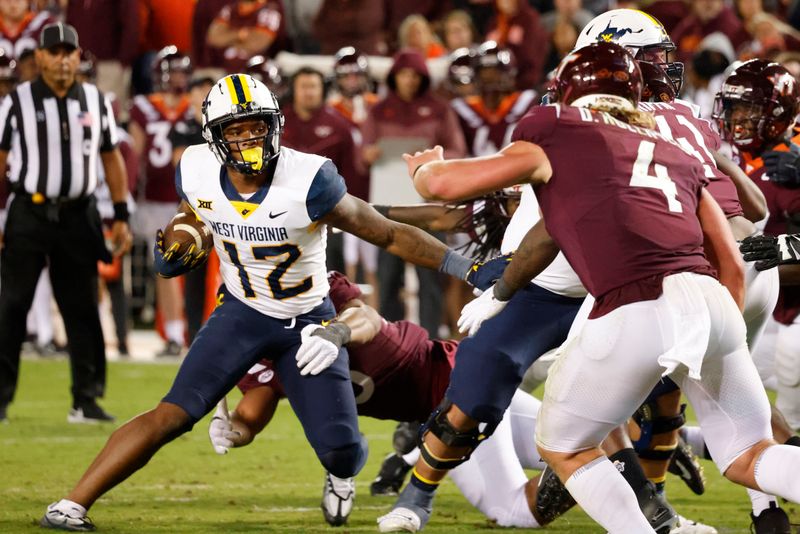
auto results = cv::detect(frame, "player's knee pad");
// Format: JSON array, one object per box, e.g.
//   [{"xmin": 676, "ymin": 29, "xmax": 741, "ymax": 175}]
[
  {"xmin": 632, "ymin": 402, "xmax": 686, "ymax": 461},
  {"xmin": 418, "ymin": 398, "xmax": 497, "ymax": 471},
  {"xmin": 393, "ymin": 421, "xmax": 421, "ymax": 456},
  {"xmin": 318, "ymin": 434, "xmax": 368, "ymax": 479},
  {"xmin": 534, "ymin": 465, "xmax": 576, "ymax": 526}
]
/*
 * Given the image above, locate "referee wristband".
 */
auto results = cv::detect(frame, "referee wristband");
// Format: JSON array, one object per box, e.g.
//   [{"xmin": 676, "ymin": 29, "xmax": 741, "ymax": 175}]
[{"xmin": 113, "ymin": 202, "xmax": 130, "ymax": 223}]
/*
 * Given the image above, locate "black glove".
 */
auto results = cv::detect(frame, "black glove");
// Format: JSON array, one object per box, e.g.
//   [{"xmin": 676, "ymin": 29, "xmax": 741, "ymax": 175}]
[
  {"xmin": 763, "ymin": 149, "xmax": 800, "ymax": 188},
  {"xmin": 465, "ymin": 253, "xmax": 513, "ymax": 291},
  {"xmin": 739, "ymin": 233, "xmax": 800, "ymax": 271}
]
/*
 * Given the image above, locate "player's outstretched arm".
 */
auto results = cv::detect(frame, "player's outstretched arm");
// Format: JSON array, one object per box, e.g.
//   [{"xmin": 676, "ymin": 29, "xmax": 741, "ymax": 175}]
[
  {"xmin": 373, "ymin": 203, "xmax": 469, "ymax": 233},
  {"xmin": 323, "ymin": 194, "xmax": 453, "ymax": 272},
  {"xmin": 405, "ymin": 142, "xmax": 551, "ymax": 202},
  {"xmin": 699, "ymin": 189, "xmax": 745, "ymax": 311},
  {"xmin": 713, "ymin": 150, "xmax": 767, "ymax": 223}
]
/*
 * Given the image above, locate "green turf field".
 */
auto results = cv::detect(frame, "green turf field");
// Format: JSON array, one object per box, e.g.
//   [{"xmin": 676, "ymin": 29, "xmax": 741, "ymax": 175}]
[{"xmin": 0, "ymin": 358, "xmax": 796, "ymax": 533}]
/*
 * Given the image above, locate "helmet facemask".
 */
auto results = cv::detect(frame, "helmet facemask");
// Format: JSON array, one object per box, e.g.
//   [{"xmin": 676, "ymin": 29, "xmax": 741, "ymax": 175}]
[
  {"xmin": 712, "ymin": 94, "xmax": 765, "ymax": 151},
  {"xmin": 633, "ymin": 44, "xmax": 684, "ymax": 95},
  {"xmin": 204, "ymin": 106, "xmax": 283, "ymax": 175}
]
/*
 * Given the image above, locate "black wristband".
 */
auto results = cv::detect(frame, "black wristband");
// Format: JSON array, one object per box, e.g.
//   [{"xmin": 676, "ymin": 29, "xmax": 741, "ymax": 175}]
[
  {"xmin": 373, "ymin": 205, "xmax": 391, "ymax": 218},
  {"xmin": 493, "ymin": 278, "xmax": 515, "ymax": 302},
  {"xmin": 113, "ymin": 202, "xmax": 130, "ymax": 223}
]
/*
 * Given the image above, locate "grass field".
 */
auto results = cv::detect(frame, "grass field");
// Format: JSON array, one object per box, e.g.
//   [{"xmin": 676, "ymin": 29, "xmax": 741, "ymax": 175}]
[{"xmin": 0, "ymin": 358, "xmax": 797, "ymax": 533}]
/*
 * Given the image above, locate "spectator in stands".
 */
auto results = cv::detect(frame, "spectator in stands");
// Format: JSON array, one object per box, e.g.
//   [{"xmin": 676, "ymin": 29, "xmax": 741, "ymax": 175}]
[
  {"xmin": 671, "ymin": 0, "xmax": 750, "ymax": 63},
  {"xmin": 192, "ymin": 0, "xmax": 232, "ymax": 72},
  {"xmin": 441, "ymin": 10, "xmax": 479, "ymax": 53},
  {"xmin": 739, "ymin": 13, "xmax": 800, "ymax": 60},
  {"xmin": 775, "ymin": 51, "xmax": 800, "ymax": 80},
  {"xmin": 544, "ymin": 18, "xmax": 580, "ymax": 73},
  {"xmin": 361, "ymin": 50, "xmax": 466, "ymax": 337},
  {"xmin": 66, "ymin": 0, "xmax": 138, "ymax": 108},
  {"xmin": 735, "ymin": 0, "xmax": 764, "ymax": 28},
  {"xmin": 0, "ymin": 0, "xmax": 55, "ymax": 59},
  {"xmin": 206, "ymin": 0, "xmax": 286, "ymax": 73},
  {"xmin": 645, "ymin": 0, "xmax": 690, "ymax": 35},
  {"xmin": 313, "ymin": 0, "xmax": 387, "ymax": 55},
  {"xmin": 398, "ymin": 14, "xmax": 447, "ymax": 59},
  {"xmin": 682, "ymin": 32, "xmax": 735, "ymax": 118},
  {"xmin": 281, "ymin": 66, "xmax": 362, "ymax": 273},
  {"xmin": 486, "ymin": 0, "xmax": 550, "ymax": 89},
  {"xmin": 540, "ymin": 0, "xmax": 593, "ymax": 34},
  {"xmin": 385, "ymin": 0, "xmax": 453, "ymax": 52}
]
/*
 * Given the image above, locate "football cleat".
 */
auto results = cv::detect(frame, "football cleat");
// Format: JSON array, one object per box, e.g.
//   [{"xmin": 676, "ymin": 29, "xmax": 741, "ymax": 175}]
[
  {"xmin": 751, "ymin": 503, "xmax": 791, "ymax": 534},
  {"xmin": 669, "ymin": 514, "xmax": 718, "ymax": 534},
  {"xmin": 40, "ymin": 502, "xmax": 96, "ymax": 531},
  {"xmin": 639, "ymin": 481, "xmax": 678, "ymax": 534},
  {"xmin": 668, "ymin": 436, "xmax": 706, "ymax": 495},
  {"xmin": 371, "ymin": 453, "xmax": 413, "ymax": 496},
  {"xmin": 321, "ymin": 472, "xmax": 354, "ymax": 526},
  {"xmin": 378, "ymin": 507, "xmax": 423, "ymax": 533}
]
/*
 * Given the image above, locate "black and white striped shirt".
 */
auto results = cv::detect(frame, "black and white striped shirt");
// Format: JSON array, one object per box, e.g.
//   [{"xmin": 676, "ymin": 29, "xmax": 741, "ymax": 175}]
[{"xmin": 0, "ymin": 78, "xmax": 118, "ymax": 199}]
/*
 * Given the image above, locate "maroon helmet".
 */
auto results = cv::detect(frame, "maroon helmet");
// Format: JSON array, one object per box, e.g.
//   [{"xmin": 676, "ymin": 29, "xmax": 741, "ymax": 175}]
[
  {"xmin": 639, "ymin": 61, "xmax": 675, "ymax": 103},
  {"xmin": 554, "ymin": 42, "xmax": 642, "ymax": 107},
  {"xmin": 246, "ymin": 55, "xmax": 285, "ymax": 98},
  {"xmin": 475, "ymin": 40, "xmax": 517, "ymax": 93},
  {"xmin": 152, "ymin": 45, "xmax": 192, "ymax": 93},
  {"xmin": 333, "ymin": 47, "xmax": 370, "ymax": 97},
  {"xmin": 713, "ymin": 59, "xmax": 799, "ymax": 153},
  {"xmin": 77, "ymin": 49, "xmax": 97, "ymax": 83},
  {"xmin": 447, "ymin": 47, "xmax": 477, "ymax": 87}
]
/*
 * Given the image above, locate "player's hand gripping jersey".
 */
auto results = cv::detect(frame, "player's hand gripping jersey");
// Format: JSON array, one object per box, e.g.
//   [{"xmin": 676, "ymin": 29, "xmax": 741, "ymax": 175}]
[
  {"xmin": 512, "ymin": 104, "xmax": 714, "ymax": 317},
  {"xmin": 177, "ymin": 144, "xmax": 345, "ymax": 318}
]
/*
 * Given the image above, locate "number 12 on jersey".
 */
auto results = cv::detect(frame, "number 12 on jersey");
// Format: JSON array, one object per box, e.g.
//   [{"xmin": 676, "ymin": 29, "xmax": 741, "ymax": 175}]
[
  {"xmin": 222, "ymin": 241, "xmax": 312, "ymax": 300},
  {"xmin": 629, "ymin": 140, "xmax": 683, "ymax": 213}
]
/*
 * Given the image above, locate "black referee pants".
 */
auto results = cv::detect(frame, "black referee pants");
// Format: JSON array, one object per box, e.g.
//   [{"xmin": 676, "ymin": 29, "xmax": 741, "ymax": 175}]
[{"xmin": 0, "ymin": 194, "xmax": 107, "ymax": 408}]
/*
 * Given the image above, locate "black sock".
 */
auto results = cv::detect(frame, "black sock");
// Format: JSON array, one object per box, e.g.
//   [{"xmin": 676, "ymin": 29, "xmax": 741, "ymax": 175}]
[
  {"xmin": 785, "ymin": 435, "xmax": 800, "ymax": 448},
  {"xmin": 609, "ymin": 448, "xmax": 650, "ymax": 496},
  {"xmin": 409, "ymin": 470, "xmax": 439, "ymax": 493}
]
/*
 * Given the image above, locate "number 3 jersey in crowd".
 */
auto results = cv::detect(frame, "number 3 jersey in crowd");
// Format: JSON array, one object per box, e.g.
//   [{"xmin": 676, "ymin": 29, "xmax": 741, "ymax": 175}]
[
  {"xmin": 176, "ymin": 144, "xmax": 346, "ymax": 318},
  {"xmin": 512, "ymin": 104, "xmax": 715, "ymax": 318}
]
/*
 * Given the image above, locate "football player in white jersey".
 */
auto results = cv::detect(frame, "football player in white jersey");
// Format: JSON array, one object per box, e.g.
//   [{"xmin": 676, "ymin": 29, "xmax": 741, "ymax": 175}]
[{"xmin": 39, "ymin": 74, "xmax": 491, "ymax": 532}]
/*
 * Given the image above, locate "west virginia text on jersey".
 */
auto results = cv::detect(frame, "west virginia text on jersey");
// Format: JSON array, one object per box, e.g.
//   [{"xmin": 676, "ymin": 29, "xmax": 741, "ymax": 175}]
[{"xmin": 177, "ymin": 144, "xmax": 346, "ymax": 319}]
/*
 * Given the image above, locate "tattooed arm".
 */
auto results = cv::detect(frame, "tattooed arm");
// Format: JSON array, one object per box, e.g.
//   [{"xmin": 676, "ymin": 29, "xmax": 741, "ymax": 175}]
[{"xmin": 321, "ymin": 194, "xmax": 469, "ymax": 276}]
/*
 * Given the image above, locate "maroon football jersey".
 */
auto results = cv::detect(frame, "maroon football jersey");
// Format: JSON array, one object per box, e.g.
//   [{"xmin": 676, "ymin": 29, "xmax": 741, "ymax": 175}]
[
  {"xmin": 743, "ymin": 149, "xmax": 800, "ymax": 325},
  {"xmin": 641, "ymin": 100, "xmax": 743, "ymax": 219},
  {"xmin": 512, "ymin": 105, "xmax": 715, "ymax": 317},
  {"xmin": 129, "ymin": 94, "xmax": 193, "ymax": 203},
  {"xmin": 237, "ymin": 272, "xmax": 457, "ymax": 422},
  {"xmin": 452, "ymin": 90, "xmax": 538, "ymax": 157}
]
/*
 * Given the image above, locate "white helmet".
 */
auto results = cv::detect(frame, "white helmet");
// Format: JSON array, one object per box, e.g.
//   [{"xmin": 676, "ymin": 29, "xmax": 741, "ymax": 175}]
[
  {"xmin": 575, "ymin": 9, "xmax": 684, "ymax": 93},
  {"xmin": 202, "ymin": 74, "xmax": 284, "ymax": 174}
]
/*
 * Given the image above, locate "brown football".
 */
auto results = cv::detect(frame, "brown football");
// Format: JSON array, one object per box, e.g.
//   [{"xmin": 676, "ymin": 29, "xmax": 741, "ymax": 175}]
[{"xmin": 163, "ymin": 213, "xmax": 213, "ymax": 256}]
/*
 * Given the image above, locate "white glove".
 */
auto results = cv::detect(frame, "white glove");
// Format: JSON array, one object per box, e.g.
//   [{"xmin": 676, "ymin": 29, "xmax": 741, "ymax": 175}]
[
  {"xmin": 458, "ymin": 284, "xmax": 509, "ymax": 336},
  {"xmin": 296, "ymin": 323, "xmax": 341, "ymax": 376},
  {"xmin": 208, "ymin": 400, "xmax": 240, "ymax": 455}
]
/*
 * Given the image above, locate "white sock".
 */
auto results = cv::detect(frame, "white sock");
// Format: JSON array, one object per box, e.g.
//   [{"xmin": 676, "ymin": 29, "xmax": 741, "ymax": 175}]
[
  {"xmin": 564, "ymin": 456, "xmax": 655, "ymax": 534},
  {"xmin": 747, "ymin": 488, "xmax": 779, "ymax": 516},
  {"xmin": 754, "ymin": 444, "xmax": 800, "ymax": 503},
  {"xmin": 682, "ymin": 425, "xmax": 706, "ymax": 458},
  {"xmin": 165, "ymin": 320, "xmax": 185, "ymax": 344},
  {"xmin": 54, "ymin": 499, "xmax": 87, "ymax": 517},
  {"xmin": 402, "ymin": 447, "xmax": 420, "ymax": 466}
]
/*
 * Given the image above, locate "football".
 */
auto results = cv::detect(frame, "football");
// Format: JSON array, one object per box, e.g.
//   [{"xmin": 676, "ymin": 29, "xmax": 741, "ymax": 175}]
[{"xmin": 163, "ymin": 212, "xmax": 213, "ymax": 257}]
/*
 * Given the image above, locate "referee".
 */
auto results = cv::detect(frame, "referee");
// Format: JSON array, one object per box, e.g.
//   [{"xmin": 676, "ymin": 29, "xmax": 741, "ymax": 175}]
[{"xmin": 0, "ymin": 23, "xmax": 132, "ymax": 423}]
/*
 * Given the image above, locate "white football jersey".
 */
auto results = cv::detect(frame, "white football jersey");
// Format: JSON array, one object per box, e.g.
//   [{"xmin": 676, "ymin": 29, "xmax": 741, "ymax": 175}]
[
  {"xmin": 501, "ymin": 184, "xmax": 586, "ymax": 298},
  {"xmin": 178, "ymin": 145, "xmax": 343, "ymax": 318}
]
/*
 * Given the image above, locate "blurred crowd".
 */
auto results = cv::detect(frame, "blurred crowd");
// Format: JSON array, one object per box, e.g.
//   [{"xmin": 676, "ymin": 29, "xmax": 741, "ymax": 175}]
[{"xmin": 3, "ymin": 0, "xmax": 800, "ymax": 358}]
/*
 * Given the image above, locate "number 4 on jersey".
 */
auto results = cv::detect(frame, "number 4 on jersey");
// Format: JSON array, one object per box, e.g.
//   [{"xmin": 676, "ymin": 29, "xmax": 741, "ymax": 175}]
[{"xmin": 629, "ymin": 140, "xmax": 683, "ymax": 213}]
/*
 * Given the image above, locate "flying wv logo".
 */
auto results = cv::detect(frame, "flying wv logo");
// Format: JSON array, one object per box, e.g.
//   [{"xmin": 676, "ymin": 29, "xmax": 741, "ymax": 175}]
[{"xmin": 597, "ymin": 21, "xmax": 643, "ymax": 42}]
